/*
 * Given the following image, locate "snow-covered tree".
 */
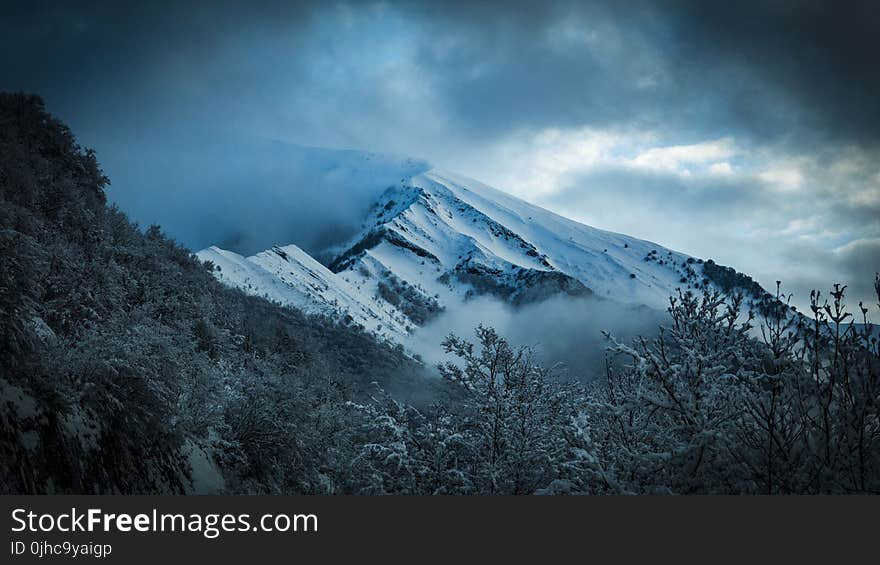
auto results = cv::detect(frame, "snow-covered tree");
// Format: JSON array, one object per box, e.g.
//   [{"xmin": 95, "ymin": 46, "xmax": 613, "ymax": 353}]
[
  {"xmin": 438, "ymin": 326, "xmax": 589, "ymax": 494},
  {"xmin": 591, "ymin": 278, "xmax": 880, "ymax": 494}
]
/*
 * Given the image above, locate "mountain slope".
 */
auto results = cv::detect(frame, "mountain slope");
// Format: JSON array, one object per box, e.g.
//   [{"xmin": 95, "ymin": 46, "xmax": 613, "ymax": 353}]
[
  {"xmin": 199, "ymin": 244, "xmax": 411, "ymax": 338},
  {"xmin": 332, "ymin": 170, "xmax": 694, "ymax": 310},
  {"xmin": 201, "ymin": 167, "xmax": 772, "ymax": 342}
]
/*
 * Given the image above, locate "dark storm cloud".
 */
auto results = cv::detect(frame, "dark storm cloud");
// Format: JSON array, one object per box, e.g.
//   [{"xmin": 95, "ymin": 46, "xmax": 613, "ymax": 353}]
[
  {"xmin": 395, "ymin": 0, "xmax": 880, "ymax": 147},
  {"xmin": 5, "ymin": 1, "xmax": 878, "ymax": 153},
  {"xmin": 666, "ymin": 0, "xmax": 880, "ymax": 146},
  {"xmin": 1, "ymin": 0, "xmax": 877, "ymax": 306}
]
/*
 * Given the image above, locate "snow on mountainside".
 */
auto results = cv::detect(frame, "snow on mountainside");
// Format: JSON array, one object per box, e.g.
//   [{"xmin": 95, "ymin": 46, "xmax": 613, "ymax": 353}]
[
  {"xmin": 198, "ymin": 244, "xmax": 411, "ymax": 339},
  {"xmin": 199, "ymin": 167, "xmax": 773, "ymax": 343},
  {"xmin": 332, "ymin": 170, "xmax": 690, "ymax": 309}
]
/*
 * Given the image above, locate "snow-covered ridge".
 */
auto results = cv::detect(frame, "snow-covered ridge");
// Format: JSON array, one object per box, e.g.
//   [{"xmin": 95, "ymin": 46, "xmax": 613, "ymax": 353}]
[
  {"xmin": 197, "ymin": 244, "xmax": 410, "ymax": 339},
  {"xmin": 330, "ymin": 169, "xmax": 697, "ymax": 308},
  {"xmin": 199, "ymin": 166, "xmax": 770, "ymax": 343}
]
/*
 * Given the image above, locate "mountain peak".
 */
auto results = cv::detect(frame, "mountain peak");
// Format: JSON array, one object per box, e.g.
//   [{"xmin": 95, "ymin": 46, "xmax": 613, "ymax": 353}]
[
  {"xmin": 199, "ymin": 165, "xmax": 773, "ymax": 344},
  {"xmin": 324, "ymin": 169, "xmax": 697, "ymax": 308}
]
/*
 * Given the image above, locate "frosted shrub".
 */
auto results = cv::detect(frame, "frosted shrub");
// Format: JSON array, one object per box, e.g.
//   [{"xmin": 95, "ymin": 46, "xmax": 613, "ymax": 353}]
[{"xmin": 592, "ymin": 279, "xmax": 880, "ymax": 493}]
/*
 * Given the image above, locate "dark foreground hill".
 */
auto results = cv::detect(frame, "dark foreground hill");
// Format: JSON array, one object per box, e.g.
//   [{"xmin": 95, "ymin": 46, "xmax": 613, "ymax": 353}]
[{"xmin": 0, "ymin": 94, "xmax": 432, "ymax": 493}]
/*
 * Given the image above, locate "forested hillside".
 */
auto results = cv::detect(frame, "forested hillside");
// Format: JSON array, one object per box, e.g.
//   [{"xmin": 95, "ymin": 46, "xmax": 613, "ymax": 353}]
[{"xmin": 0, "ymin": 94, "xmax": 431, "ymax": 493}]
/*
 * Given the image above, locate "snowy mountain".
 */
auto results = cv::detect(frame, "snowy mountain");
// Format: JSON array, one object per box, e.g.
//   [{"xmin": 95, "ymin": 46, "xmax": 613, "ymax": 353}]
[
  {"xmin": 197, "ymin": 167, "xmax": 771, "ymax": 343},
  {"xmin": 198, "ymin": 243, "xmax": 412, "ymax": 339}
]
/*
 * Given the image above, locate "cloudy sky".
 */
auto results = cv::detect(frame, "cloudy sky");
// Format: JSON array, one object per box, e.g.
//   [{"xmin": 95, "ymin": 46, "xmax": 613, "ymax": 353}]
[{"xmin": 3, "ymin": 0, "xmax": 878, "ymax": 310}]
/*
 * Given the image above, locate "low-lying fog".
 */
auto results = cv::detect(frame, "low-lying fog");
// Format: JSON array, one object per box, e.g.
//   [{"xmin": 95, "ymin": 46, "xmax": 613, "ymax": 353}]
[{"xmin": 411, "ymin": 294, "xmax": 667, "ymax": 382}]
